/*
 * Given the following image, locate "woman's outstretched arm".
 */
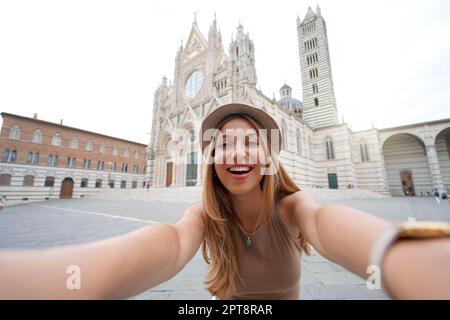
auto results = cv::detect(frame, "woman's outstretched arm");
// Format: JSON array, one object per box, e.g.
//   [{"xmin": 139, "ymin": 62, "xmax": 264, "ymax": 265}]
[
  {"xmin": 0, "ymin": 203, "xmax": 204, "ymax": 299},
  {"xmin": 284, "ymin": 191, "xmax": 450, "ymax": 299}
]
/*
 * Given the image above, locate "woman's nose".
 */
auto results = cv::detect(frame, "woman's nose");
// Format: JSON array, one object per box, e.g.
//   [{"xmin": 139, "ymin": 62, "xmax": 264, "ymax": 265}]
[{"xmin": 230, "ymin": 139, "xmax": 247, "ymax": 162}]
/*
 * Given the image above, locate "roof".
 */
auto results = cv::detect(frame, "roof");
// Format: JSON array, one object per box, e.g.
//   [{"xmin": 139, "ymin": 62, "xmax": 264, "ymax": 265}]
[{"xmin": 1, "ymin": 112, "xmax": 148, "ymax": 147}]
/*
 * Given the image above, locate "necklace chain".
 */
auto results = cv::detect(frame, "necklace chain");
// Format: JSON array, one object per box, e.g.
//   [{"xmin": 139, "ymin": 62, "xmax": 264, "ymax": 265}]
[{"xmin": 236, "ymin": 209, "xmax": 263, "ymax": 246}]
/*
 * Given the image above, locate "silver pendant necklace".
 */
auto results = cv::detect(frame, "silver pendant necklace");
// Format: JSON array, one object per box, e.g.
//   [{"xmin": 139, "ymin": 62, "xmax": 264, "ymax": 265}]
[{"xmin": 236, "ymin": 212, "xmax": 263, "ymax": 246}]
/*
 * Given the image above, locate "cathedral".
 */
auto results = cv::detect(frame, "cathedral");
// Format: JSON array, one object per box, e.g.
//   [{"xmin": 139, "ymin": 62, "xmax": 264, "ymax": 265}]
[{"xmin": 147, "ymin": 6, "xmax": 450, "ymax": 196}]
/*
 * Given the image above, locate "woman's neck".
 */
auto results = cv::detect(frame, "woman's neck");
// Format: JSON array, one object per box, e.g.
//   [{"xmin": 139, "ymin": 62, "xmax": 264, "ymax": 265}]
[{"xmin": 229, "ymin": 187, "xmax": 264, "ymax": 226}]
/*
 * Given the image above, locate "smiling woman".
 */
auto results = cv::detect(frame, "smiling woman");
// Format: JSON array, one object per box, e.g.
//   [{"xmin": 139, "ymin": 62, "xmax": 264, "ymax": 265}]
[{"xmin": 0, "ymin": 103, "xmax": 450, "ymax": 300}]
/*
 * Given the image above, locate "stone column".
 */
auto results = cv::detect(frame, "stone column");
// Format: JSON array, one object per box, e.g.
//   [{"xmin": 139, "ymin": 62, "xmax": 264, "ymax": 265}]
[
  {"xmin": 196, "ymin": 150, "xmax": 202, "ymax": 186},
  {"xmin": 426, "ymin": 143, "xmax": 445, "ymax": 192},
  {"xmin": 170, "ymin": 148, "xmax": 179, "ymax": 187}
]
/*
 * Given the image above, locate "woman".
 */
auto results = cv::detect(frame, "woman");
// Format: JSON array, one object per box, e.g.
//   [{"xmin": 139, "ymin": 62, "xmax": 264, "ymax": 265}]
[{"xmin": 0, "ymin": 103, "xmax": 449, "ymax": 299}]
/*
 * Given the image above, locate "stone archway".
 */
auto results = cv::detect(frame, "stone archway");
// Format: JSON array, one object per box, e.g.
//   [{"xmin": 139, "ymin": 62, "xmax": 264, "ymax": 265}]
[
  {"xmin": 434, "ymin": 127, "xmax": 450, "ymax": 190},
  {"xmin": 60, "ymin": 177, "xmax": 74, "ymax": 199},
  {"xmin": 382, "ymin": 133, "xmax": 432, "ymax": 196}
]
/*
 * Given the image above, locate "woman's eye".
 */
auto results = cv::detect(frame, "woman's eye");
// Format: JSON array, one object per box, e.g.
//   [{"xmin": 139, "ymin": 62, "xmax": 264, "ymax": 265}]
[{"xmin": 217, "ymin": 142, "xmax": 228, "ymax": 149}]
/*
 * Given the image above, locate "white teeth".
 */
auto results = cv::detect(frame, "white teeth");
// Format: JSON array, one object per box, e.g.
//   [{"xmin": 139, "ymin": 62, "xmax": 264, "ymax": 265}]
[{"xmin": 229, "ymin": 166, "xmax": 252, "ymax": 172}]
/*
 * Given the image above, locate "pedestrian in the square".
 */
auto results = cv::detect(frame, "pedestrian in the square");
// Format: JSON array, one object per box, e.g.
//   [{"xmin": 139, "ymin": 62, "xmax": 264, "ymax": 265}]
[
  {"xmin": 433, "ymin": 189, "xmax": 441, "ymax": 204},
  {"xmin": 1, "ymin": 103, "xmax": 450, "ymax": 300},
  {"xmin": 0, "ymin": 196, "xmax": 6, "ymax": 213}
]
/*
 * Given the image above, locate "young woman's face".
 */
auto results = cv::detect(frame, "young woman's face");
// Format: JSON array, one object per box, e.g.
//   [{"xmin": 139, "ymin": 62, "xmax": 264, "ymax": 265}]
[{"xmin": 213, "ymin": 117, "xmax": 266, "ymax": 195}]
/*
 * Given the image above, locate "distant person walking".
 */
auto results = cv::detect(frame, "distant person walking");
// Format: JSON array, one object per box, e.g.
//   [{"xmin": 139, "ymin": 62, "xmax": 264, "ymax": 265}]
[
  {"xmin": 0, "ymin": 196, "xmax": 6, "ymax": 213},
  {"xmin": 433, "ymin": 189, "xmax": 441, "ymax": 205},
  {"xmin": 446, "ymin": 189, "xmax": 450, "ymax": 204}
]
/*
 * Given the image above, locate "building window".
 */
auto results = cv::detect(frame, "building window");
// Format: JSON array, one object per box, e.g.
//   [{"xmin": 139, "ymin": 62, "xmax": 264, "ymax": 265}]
[
  {"xmin": 185, "ymin": 70, "xmax": 204, "ymax": 98},
  {"xmin": 132, "ymin": 181, "xmax": 137, "ymax": 189},
  {"xmin": 108, "ymin": 180, "xmax": 115, "ymax": 188},
  {"xmin": 112, "ymin": 145, "xmax": 118, "ymax": 156},
  {"xmin": 110, "ymin": 162, "xmax": 116, "ymax": 171},
  {"xmin": 309, "ymin": 68, "xmax": 318, "ymax": 79},
  {"xmin": 97, "ymin": 161, "xmax": 104, "ymax": 171},
  {"xmin": 2, "ymin": 149, "xmax": 17, "ymax": 163},
  {"xmin": 67, "ymin": 157, "xmax": 76, "ymax": 168},
  {"xmin": 95, "ymin": 179, "xmax": 102, "ymax": 188},
  {"xmin": 32, "ymin": 129, "xmax": 43, "ymax": 144},
  {"xmin": 123, "ymin": 147, "xmax": 129, "ymax": 158},
  {"xmin": 121, "ymin": 163, "xmax": 128, "ymax": 173},
  {"xmin": 0, "ymin": 174, "xmax": 12, "ymax": 186},
  {"xmin": 85, "ymin": 139, "xmax": 93, "ymax": 152},
  {"xmin": 23, "ymin": 175, "xmax": 35, "ymax": 186},
  {"xmin": 189, "ymin": 129, "xmax": 195, "ymax": 142},
  {"xmin": 326, "ymin": 137, "xmax": 335, "ymax": 160},
  {"xmin": 360, "ymin": 143, "xmax": 370, "ymax": 162},
  {"xmin": 132, "ymin": 165, "xmax": 139, "ymax": 174},
  {"xmin": 297, "ymin": 129, "xmax": 302, "ymax": 155},
  {"xmin": 26, "ymin": 152, "xmax": 40, "ymax": 165},
  {"xmin": 83, "ymin": 159, "xmax": 91, "ymax": 169},
  {"xmin": 281, "ymin": 120, "xmax": 288, "ymax": 150},
  {"xmin": 51, "ymin": 133, "xmax": 61, "ymax": 146},
  {"xmin": 9, "ymin": 125, "xmax": 21, "ymax": 140},
  {"xmin": 48, "ymin": 154, "xmax": 59, "ymax": 166},
  {"xmin": 99, "ymin": 142, "xmax": 106, "ymax": 154},
  {"xmin": 314, "ymin": 98, "xmax": 319, "ymax": 106},
  {"xmin": 120, "ymin": 180, "xmax": 127, "ymax": 189},
  {"xmin": 134, "ymin": 149, "xmax": 140, "ymax": 160},
  {"xmin": 308, "ymin": 136, "xmax": 313, "ymax": 159},
  {"xmin": 80, "ymin": 178, "xmax": 88, "ymax": 188},
  {"xmin": 70, "ymin": 137, "xmax": 79, "ymax": 149},
  {"xmin": 44, "ymin": 176, "xmax": 55, "ymax": 187},
  {"xmin": 312, "ymin": 84, "xmax": 318, "ymax": 94}
]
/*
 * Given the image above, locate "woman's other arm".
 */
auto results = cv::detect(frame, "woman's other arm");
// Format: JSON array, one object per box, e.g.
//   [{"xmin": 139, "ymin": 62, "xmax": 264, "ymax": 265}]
[{"xmin": 285, "ymin": 191, "xmax": 450, "ymax": 299}]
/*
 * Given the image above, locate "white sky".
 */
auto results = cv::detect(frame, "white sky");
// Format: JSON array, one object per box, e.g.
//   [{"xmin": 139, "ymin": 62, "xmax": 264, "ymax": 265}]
[{"xmin": 1, "ymin": 0, "xmax": 449, "ymax": 144}]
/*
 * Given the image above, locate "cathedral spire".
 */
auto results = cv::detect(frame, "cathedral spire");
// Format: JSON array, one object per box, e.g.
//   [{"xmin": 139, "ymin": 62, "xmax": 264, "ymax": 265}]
[{"xmin": 193, "ymin": 11, "xmax": 199, "ymax": 25}]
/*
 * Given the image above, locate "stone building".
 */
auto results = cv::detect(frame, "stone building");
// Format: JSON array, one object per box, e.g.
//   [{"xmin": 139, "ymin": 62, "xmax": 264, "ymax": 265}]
[
  {"xmin": 146, "ymin": 7, "xmax": 450, "ymax": 196},
  {"xmin": 0, "ymin": 112, "xmax": 148, "ymax": 203}
]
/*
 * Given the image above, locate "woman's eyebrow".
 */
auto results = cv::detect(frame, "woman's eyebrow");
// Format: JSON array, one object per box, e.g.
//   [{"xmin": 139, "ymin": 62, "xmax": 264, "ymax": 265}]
[{"xmin": 217, "ymin": 132, "xmax": 258, "ymax": 141}]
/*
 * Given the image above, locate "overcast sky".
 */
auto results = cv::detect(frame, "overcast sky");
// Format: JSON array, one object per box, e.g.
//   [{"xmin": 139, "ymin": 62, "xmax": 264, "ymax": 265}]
[{"xmin": 1, "ymin": 0, "xmax": 449, "ymax": 144}]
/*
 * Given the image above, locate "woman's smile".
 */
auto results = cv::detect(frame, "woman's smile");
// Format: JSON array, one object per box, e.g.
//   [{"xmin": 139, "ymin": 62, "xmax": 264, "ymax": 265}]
[{"xmin": 227, "ymin": 164, "xmax": 254, "ymax": 181}]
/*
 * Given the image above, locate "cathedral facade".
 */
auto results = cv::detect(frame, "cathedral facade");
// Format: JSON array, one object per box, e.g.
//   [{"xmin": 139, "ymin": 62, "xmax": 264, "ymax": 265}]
[{"xmin": 147, "ymin": 7, "xmax": 450, "ymax": 196}]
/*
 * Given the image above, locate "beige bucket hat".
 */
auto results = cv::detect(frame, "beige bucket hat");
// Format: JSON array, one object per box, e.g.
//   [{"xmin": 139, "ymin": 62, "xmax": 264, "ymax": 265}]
[{"xmin": 200, "ymin": 103, "xmax": 282, "ymax": 155}]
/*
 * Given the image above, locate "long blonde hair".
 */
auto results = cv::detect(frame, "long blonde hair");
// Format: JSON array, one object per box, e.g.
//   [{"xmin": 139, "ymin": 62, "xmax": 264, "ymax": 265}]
[{"xmin": 201, "ymin": 114, "xmax": 311, "ymax": 299}]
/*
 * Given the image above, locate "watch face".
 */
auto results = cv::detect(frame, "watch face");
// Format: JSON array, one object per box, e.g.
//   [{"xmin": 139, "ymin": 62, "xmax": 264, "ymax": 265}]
[{"xmin": 185, "ymin": 70, "xmax": 203, "ymax": 98}]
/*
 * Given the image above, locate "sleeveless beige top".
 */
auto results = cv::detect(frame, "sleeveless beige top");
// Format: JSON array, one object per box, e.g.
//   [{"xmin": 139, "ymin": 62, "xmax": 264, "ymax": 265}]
[{"xmin": 229, "ymin": 201, "xmax": 302, "ymax": 300}]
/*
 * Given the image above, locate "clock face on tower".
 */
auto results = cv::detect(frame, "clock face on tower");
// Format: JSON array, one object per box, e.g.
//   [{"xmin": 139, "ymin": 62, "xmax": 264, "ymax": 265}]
[{"xmin": 185, "ymin": 70, "xmax": 203, "ymax": 98}]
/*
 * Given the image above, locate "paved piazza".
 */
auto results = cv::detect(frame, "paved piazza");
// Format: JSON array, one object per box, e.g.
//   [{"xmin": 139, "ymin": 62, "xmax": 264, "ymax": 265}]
[{"xmin": 0, "ymin": 195, "xmax": 449, "ymax": 300}]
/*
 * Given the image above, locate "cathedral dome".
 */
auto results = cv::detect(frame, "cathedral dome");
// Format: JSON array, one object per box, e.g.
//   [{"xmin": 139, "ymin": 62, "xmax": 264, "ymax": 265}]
[{"xmin": 277, "ymin": 84, "xmax": 303, "ymax": 115}]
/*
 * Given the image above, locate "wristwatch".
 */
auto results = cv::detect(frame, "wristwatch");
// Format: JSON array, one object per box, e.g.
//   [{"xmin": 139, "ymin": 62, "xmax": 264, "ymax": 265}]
[{"xmin": 370, "ymin": 221, "xmax": 450, "ymax": 272}]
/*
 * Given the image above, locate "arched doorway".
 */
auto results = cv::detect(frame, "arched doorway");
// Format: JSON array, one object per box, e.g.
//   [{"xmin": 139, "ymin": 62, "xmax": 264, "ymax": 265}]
[
  {"xmin": 60, "ymin": 177, "xmax": 74, "ymax": 199},
  {"xmin": 186, "ymin": 152, "xmax": 198, "ymax": 186},
  {"xmin": 400, "ymin": 170, "xmax": 415, "ymax": 196},
  {"xmin": 165, "ymin": 161, "xmax": 173, "ymax": 187},
  {"xmin": 382, "ymin": 133, "xmax": 432, "ymax": 196}
]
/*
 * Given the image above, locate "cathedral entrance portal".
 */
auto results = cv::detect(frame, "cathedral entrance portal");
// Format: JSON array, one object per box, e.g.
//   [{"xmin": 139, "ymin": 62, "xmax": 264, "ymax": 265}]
[
  {"xmin": 166, "ymin": 162, "xmax": 173, "ymax": 187},
  {"xmin": 400, "ymin": 170, "xmax": 415, "ymax": 196}
]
